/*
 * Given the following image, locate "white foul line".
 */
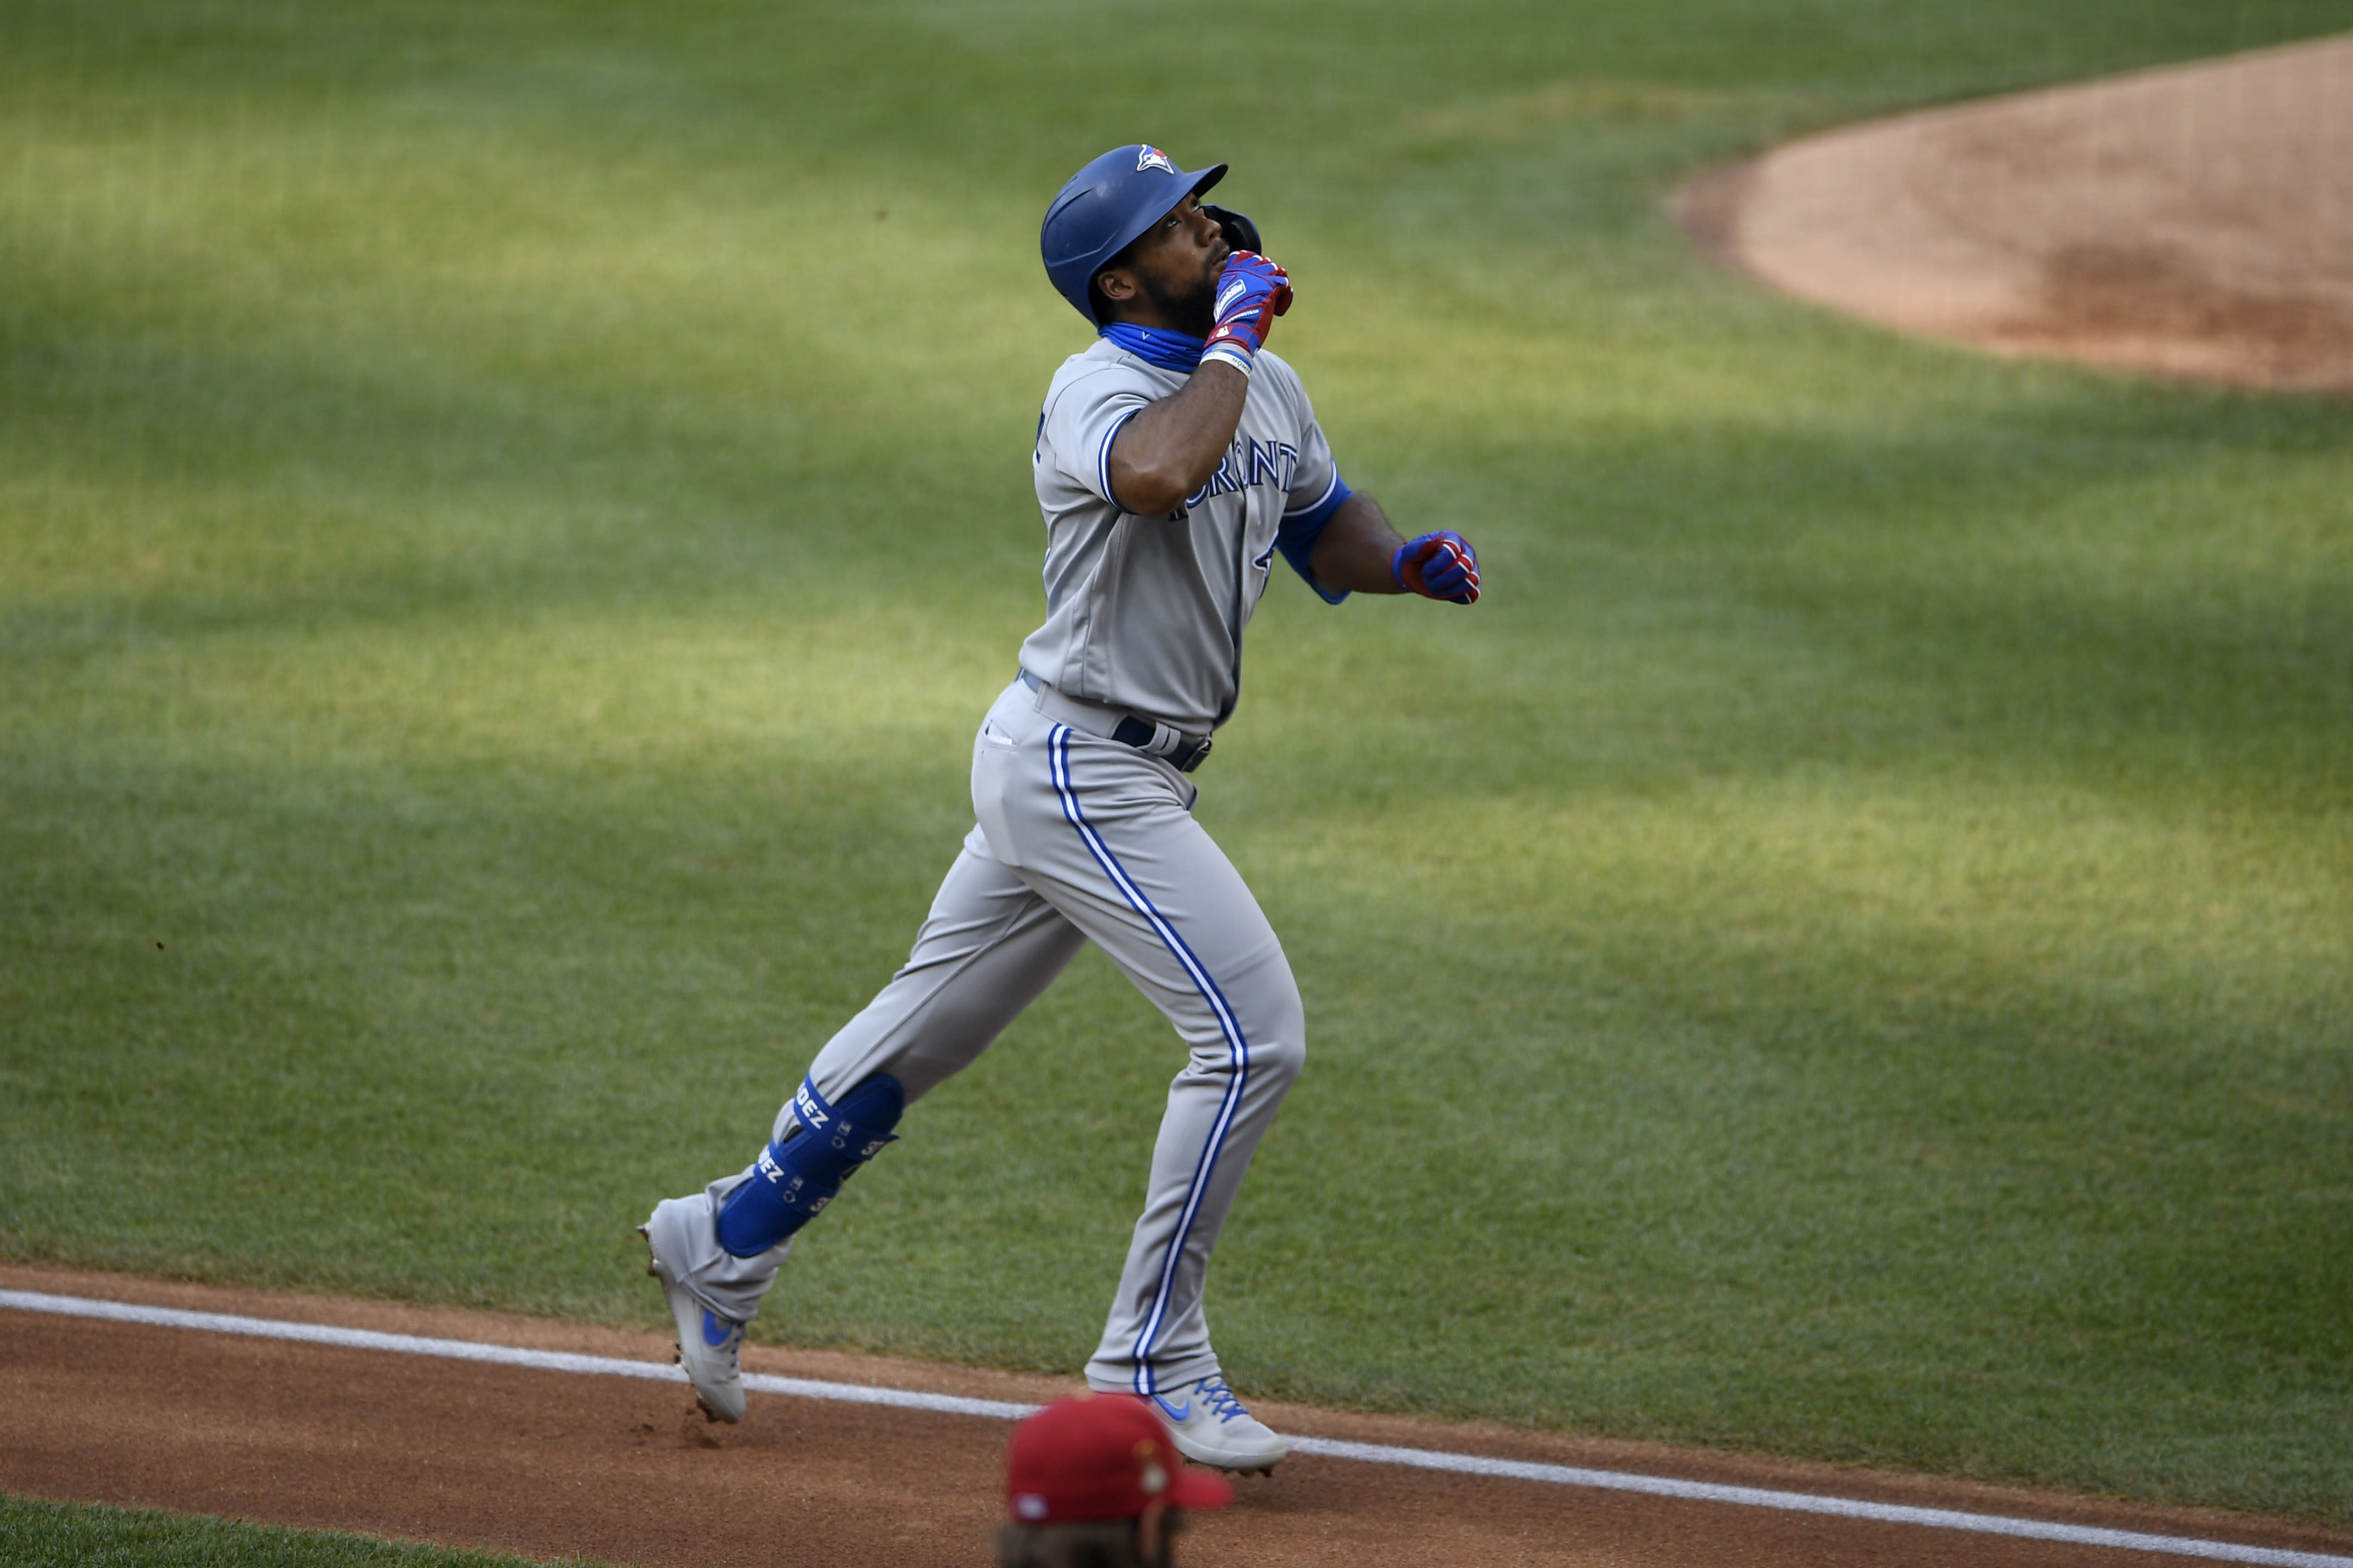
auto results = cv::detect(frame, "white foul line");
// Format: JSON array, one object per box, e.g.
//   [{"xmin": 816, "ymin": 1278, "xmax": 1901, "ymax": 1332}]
[{"xmin": 3, "ymin": 1289, "xmax": 2344, "ymax": 1568}]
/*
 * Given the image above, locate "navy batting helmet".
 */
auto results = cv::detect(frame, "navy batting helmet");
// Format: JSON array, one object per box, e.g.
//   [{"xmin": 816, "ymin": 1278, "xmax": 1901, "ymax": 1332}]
[{"xmin": 1041, "ymin": 145, "xmax": 1227, "ymax": 324}]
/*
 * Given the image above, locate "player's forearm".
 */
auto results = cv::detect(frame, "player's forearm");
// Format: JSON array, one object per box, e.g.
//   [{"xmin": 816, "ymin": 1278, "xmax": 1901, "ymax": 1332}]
[
  {"xmin": 1307, "ymin": 492, "xmax": 1411, "ymax": 594},
  {"xmin": 1105, "ymin": 360, "xmax": 1250, "ymax": 515}
]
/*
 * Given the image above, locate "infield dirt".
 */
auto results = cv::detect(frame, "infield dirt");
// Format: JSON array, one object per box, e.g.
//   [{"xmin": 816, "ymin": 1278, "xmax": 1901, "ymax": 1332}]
[
  {"xmin": 5, "ymin": 1264, "xmax": 2350, "ymax": 1567},
  {"xmin": 1677, "ymin": 33, "xmax": 2353, "ymax": 392}
]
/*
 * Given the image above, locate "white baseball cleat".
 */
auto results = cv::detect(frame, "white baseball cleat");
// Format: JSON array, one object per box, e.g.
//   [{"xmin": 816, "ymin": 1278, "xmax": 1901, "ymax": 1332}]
[
  {"xmin": 1149, "ymin": 1375, "xmax": 1287, "ymax": 1473},
  {"xmin": 640, "ymin": 1201, "xmax": 746, "ymax": 1424}
]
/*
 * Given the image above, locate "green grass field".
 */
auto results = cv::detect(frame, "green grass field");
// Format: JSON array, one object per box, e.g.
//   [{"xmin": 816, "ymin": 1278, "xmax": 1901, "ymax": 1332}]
[
  {"xmin": 0, "ymin": 1494, "xmax": 580, "ymax": 1568},
  {"xmin": 5, "ymin": 0, "xmax": 2350, "ymax": 1535}
]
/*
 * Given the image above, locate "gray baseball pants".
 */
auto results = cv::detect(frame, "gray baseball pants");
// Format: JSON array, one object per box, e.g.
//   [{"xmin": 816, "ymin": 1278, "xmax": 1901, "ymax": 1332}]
[{"xmin": 663, "ymin": 676, "xmax": 1306, "ymax": 1397}]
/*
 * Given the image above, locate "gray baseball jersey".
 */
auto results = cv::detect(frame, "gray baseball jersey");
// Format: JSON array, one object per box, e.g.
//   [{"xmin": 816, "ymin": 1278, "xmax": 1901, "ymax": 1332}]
[{"xmin": 1020, "ymin": 341, "xmax": 1347, "ymax": 733}]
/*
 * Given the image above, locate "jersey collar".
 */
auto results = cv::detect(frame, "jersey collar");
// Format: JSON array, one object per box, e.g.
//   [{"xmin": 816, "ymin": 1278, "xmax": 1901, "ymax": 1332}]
[{"xmin": 1098, "ymin": 321, "xmax": 1206, "ymax": 372}]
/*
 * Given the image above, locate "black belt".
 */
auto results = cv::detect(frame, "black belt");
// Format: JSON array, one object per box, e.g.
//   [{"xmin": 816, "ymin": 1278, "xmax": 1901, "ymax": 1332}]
[
  {"xmin": 1111, "ymin": 715, "xmax": 1214, "ymax": 773},
  {"xmin": 1020, "ymin": 670, "xmax": 1214, "ymax": 773}
]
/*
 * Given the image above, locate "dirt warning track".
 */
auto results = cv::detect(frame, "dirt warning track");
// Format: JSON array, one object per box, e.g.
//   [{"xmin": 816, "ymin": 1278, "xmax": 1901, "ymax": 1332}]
[
  {"xmin": 1678, "ymin": 33, "xmax": 2353, "ymax": 391},
  {"xmin": 4, "ymin": 1266, "xmax": 2349, "ymax": 1568}
]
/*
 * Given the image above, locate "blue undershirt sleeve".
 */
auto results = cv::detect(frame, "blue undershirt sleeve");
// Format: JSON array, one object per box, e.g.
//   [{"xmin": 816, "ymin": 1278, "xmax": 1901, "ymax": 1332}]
[{"xmin": 1275, "ymin": 474, "xmax": 1355, "ymax": 605}]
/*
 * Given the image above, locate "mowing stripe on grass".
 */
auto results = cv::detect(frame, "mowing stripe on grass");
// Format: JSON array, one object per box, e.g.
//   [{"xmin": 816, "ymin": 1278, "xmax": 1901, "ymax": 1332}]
[{"xmin": 3, "ymin": 1289, "xmax": 2343, "ymax": 1567}]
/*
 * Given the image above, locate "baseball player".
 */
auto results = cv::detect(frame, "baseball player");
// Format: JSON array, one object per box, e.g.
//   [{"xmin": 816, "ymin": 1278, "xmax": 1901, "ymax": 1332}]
[{"xmin": 640, "ymin": 143, "xmax": 1480, "ymax": 1474}]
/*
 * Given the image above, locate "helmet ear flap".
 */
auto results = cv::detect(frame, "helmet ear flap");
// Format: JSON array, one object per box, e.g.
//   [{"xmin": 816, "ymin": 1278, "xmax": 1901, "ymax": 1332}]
[{"xmin": 1200, "ymin": 204, "xmax": 1261, "ymax": 255}]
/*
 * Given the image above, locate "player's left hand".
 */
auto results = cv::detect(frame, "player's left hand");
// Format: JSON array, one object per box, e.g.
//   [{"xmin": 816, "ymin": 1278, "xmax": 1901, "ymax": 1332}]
[{"xmin": 1392, "ymin": 531, "xmax": 1480, "ymax": 604}]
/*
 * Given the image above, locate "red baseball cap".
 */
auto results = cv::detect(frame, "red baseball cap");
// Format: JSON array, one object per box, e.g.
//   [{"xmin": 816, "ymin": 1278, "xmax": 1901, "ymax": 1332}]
[{"xmin": 1005, "ymin": 1393, "xmax": 1235, "ymax": 1523}]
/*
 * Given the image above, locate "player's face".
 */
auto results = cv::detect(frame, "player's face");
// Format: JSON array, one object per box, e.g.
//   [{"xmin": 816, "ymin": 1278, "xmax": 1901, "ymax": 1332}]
[
  {"xmin": 1132, "ymin": 193, "xmax": 1228, "ymax": 291},
  {"xmin": 1101, "ymin": 194, "xmax": 1228, "ymax": 336}
]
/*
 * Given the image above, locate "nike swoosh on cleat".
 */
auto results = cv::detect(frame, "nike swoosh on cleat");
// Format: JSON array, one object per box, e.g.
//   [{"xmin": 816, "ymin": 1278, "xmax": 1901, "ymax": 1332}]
[
  {"xmin": 702, "ymin": 1311, "xmax": 736, "ymax": 1347},
  {"xmin": 1153, "ymin": 1395, "xmax": 1191, "ymax": 1422}
]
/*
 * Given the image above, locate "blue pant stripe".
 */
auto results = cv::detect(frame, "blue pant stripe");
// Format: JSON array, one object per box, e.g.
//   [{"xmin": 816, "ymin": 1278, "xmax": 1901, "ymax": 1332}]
[{"xmin": 1046, "ymin": 725, "xmax": 1251, "ymax": 1397}]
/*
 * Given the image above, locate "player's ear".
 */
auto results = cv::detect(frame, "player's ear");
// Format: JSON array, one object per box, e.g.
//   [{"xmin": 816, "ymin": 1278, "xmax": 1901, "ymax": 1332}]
[{"xmin": 1095, "ymin": 266, "xmax": 1140, "ymax": 306}]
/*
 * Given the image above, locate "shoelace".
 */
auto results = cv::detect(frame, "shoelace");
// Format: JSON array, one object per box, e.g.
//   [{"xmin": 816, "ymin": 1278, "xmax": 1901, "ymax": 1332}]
[{"xmin": 1196, "ymin": 1377, "xmax": 1249, "ymax": 1425}]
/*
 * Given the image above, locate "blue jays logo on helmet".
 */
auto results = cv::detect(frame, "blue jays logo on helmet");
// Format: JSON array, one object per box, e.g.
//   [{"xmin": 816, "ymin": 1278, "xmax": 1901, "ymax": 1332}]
[{"xmin": 1136, "ymin": 146, "xmax": 1177, "ymax": 176}]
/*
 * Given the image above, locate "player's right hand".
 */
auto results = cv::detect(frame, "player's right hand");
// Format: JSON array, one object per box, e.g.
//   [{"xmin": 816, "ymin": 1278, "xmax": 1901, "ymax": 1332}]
[
  {"xmin": 1392, "ymin": 531, "xmax": 1480, "ymax": 604},
  {"xmin": 1202, "ymin": 251, "xmax": 1293, "ymax": 359}
]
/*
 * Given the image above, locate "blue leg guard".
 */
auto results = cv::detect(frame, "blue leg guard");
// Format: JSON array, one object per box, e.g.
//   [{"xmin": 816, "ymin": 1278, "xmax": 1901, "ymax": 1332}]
[{"xmin": 715, "ymin": 1073, "xmax": 904, "ymax": 1258}]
